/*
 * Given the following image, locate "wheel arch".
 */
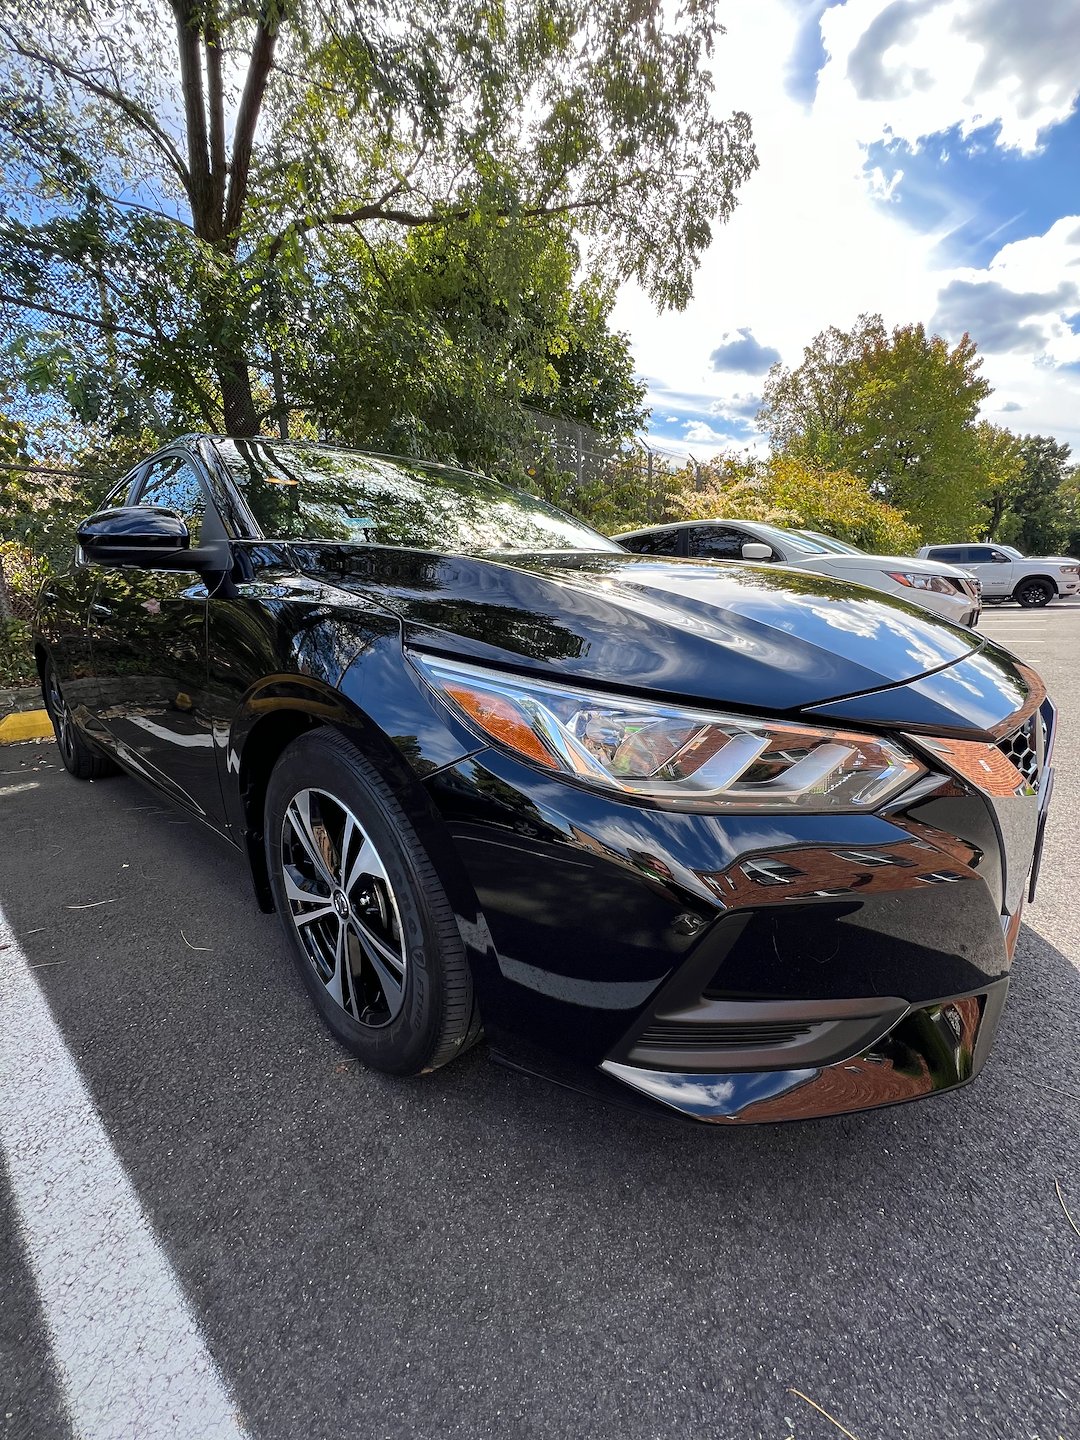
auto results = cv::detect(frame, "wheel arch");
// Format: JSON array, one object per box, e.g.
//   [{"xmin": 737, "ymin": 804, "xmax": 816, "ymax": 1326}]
[
  {"xmin": 230, "ymin": 678, "xmax": 490, "ymax": 976},
  {"xmin": 1012, "ymin": 573, "xmax": 1057, "ymax": 598}
]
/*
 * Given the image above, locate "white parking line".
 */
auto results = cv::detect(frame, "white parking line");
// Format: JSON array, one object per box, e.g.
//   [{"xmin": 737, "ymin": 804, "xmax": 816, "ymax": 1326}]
[{"xmin": 0, "ymin": 904, "xmax": 249, "ymax": 1440}]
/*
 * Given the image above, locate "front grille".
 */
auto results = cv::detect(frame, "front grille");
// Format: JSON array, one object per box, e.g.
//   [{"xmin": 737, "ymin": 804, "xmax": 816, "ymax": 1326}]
[
  {"xmin": 996, "ymin": 714, "xmax": 1041, "ymax": 788},
  {"xmin": 635, "ymin": 1020, "xmax": 814, "ymax": 1052}
]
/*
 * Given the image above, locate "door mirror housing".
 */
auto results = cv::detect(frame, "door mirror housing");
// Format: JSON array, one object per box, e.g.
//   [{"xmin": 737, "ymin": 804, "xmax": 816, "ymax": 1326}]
[
  {"xmin": 741, "ymin": 541, "xmax": 774, "ymax": 561},
  {"xmin": 77, "ymin": 506, "xmax": 220, "ymax": 573}
]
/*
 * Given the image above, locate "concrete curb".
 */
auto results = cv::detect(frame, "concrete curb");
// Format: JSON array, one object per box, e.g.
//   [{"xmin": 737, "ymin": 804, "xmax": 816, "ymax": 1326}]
[
  {"xmin": 0, "ymin": 685, "xmax": 44, "ymax": 716},
  {"xmin": 0, "ymin": 711, "xmax": 53, "ymax": 744}
]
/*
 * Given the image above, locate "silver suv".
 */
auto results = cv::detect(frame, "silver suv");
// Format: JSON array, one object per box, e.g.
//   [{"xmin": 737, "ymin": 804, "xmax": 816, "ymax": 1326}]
[{"xmin": 916, "ymin": 543, "xmax": 1080, "ymax": 608}]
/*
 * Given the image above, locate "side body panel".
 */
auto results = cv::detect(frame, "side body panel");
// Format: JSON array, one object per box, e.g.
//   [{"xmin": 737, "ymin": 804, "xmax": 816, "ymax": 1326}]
[{"xmin": 33, "ymin": 557, "xmax": 97, "ymax": 719}]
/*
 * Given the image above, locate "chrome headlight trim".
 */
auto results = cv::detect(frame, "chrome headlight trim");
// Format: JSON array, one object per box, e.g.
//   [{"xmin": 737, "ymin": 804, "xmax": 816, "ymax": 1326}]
[{"xmin": 411, "ymin": 654, "xmax": 926, "ymax": 813}]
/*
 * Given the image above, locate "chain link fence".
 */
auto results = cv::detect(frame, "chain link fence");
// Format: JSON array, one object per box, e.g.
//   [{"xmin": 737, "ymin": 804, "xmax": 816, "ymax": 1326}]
[
  {"xmin": 0, "ymin": 460, "xmax": 86, "ymax": 621},
  {"xmin": 518, "ymin": 412, "xmax": 703, "ymax": 528}
]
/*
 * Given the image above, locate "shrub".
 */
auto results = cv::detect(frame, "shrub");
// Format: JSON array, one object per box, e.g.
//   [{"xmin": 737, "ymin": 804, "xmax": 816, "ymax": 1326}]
[
  {"xmin": 0, "ymin": 541, "xmax": 50, "ymax": 621},
  {"xmin": 0, "ymin": 619, "xmax": 36, "ymax": 689},
  {"xmin": 662, "ymin": 454, "xmax": 920, "ymax": 552}
]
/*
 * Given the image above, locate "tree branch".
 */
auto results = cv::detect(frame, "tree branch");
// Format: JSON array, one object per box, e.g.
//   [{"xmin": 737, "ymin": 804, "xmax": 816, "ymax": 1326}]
[
  {"xmin": 204, "ymin": 15, "xmax": 228, "ymax": 222},
  {"xmin": 171, "ymin": 1, "xmax": 215, "ymax": 238},
  {"xmin": 0, "ymin": 28, "xmax": 192, "ymax": 192},
  {"xmin": 264, "ymin": 189, "xmax": 624, "ymax": 263},
  {"xmin": 0, "ymin": 290, "xmax": 158, "ymax": 341},
  {"xmin": 223, "ymin": 3, "xmax": 281, "ymax": 243}
]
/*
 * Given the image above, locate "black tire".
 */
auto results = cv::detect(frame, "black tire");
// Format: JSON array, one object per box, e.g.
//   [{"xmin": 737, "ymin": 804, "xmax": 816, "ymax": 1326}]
[
  {"xmin": 264, "ymin": 727, "xmax": 481, "ymax": 1075},
  {"xmin": 1014, "ymin": 579, "xmax": 1054, "ymax": 608},
  {"xmin": 43, "ymin": 662, "xmax": 117, "ymax": 780}
]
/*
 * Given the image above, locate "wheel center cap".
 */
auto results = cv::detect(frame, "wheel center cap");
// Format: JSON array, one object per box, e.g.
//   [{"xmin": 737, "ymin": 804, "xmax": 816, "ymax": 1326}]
[{"xmin": 332, "ymin": 889, "xmax": 350, "ymax": 919}]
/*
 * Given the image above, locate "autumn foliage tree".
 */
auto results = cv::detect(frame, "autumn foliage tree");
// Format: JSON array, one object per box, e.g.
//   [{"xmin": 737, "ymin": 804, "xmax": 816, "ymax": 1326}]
[
  {"xmin": 759, "ymin": 314, "xmax": 992, "ymax": 539},
  {"xmin": 659, "ymin": 453, "xmax": 919, "ymax": 553}
]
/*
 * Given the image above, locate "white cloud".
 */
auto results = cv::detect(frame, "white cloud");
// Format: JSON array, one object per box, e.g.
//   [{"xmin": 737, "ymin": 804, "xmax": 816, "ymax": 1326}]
[
  {"xmin": 614, "ymin": 0, "xmax": 1080, "ymax": 459},
  {"xmin": 683, "ymin": 421, "xmax": 731, "ymax": 446},
  {"xmin": 818, "ymin": 0, "xmax": 1080, "ymax": 152}
]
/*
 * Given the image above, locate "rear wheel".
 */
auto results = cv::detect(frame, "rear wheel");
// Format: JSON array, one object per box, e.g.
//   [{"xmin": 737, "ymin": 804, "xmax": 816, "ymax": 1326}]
[
  {"xmin": 264, "ymin": 728, "xmax": 481, "ymax": 1075},
  {"xmin": 43, "ymin": 663, "xmax": 117, "ymax": 780},
  {"xmin": 1014, "ymin": 579, "xmax": 1054, "ymax": 608}
]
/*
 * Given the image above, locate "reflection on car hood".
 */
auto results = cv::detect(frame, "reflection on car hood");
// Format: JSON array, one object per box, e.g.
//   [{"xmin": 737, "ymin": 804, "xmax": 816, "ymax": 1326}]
[{"xmin": 288, "ymin": 545, "xmax": 982, "ymax": 713}]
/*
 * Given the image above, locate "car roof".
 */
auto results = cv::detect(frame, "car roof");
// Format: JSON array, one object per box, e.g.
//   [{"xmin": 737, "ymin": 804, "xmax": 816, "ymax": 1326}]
[{"xmin": 613, "ymin": 517, "xmax": 756, "ymax": 537}]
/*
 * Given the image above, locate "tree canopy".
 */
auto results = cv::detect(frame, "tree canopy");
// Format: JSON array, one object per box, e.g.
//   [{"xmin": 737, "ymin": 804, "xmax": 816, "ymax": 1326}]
[
  {"xmin": 759, "ymin": 313, "xmax": 992, "ymax": 539},
  {"xmin": 998, "ymin": 434, "xmax": 1074, "ymax": 553},
  {"xmin": 0, "ymin": 0, "xmax": 757, "ymax": 448}
]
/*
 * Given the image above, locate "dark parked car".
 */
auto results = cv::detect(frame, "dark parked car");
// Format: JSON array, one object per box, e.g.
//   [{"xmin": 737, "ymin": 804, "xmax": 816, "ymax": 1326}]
[{"xmin": 34, "ymin": 436, "xmax": 1056, "ymax": 1123}]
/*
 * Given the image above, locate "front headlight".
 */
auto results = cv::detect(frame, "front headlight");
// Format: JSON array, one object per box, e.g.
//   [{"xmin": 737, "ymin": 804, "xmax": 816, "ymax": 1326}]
[
  {"xmin": 886, "ymin": 572, "xmax": 959, "ymax": 595},
  {"xmin": 413, "ymin": 654, "xmax": 925, "ymax": 812}
]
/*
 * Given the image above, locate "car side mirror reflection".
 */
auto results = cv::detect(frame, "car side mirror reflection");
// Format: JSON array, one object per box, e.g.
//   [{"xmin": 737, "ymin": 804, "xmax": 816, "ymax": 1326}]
[
  {"xmin": 741, "ymin": 541, "xmax": 773, "ymax": 561},
  {"xmin": 76, "ymin": 506, "xmax": 219, "ymax": 573}
]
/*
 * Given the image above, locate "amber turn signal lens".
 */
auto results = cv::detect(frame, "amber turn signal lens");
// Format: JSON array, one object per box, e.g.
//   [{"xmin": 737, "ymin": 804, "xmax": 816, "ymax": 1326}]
[{"xmin": 442, "ymin": 683, "xmax": 559, "ymax": 769}]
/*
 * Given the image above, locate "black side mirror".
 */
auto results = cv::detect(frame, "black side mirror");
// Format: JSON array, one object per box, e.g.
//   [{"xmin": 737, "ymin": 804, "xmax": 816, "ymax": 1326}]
[{"xmin": 77, "ymin": 506, "xmax": 220, "ymax": 573}]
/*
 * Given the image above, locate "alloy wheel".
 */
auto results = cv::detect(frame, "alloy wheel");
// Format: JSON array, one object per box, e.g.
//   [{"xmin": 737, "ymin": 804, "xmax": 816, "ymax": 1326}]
[
  {"xmin": 280, "ymin": 787, "xmax": 407, "ymax": 1027},
  {"xmin": 1017, "ymin": 583, "xmax": 1051, "ymax": 608},
  {"xmin": 46, "ymin": 669, "xmax": 76, "ymax": 766}
]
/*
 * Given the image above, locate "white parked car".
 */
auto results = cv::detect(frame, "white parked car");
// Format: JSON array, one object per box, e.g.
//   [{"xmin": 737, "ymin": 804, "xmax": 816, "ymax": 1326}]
[
  {"xmin": 916, "ymin": 542, "xmax": 1080, "ymax": 608},
  {"xmin": 613, "ymin": 519, "xmax": 982, "ymax": 627}
]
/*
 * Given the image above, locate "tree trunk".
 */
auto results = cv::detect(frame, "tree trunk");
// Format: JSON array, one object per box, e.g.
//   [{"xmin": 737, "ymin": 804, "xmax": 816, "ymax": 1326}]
[
  {"xmin": 217, "ymin": 356, "xmax": 260, "ymax": 436},
  {"xmin": 270, "ymin": 347, "xmax": 289, "ymax": 439},
  {"xmin": 986, "ymin": 494, "xmax": 1005, "ymax": 540},
  {"xmin": 0, "ymin": 557, "xmax": 12, "ymax": 621}
]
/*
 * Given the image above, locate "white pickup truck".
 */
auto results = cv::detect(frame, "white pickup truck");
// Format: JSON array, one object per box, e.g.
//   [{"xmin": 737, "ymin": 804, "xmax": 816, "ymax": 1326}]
[{"xmin": 916, "ymin": 542, "xmax": 1080, "ymax": 608}]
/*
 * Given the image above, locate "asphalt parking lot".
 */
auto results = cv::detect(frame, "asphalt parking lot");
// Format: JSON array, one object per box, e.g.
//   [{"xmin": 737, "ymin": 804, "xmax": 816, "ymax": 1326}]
[{"xmin": 2, "ymin": 604, "xmax": 1078, "ymax": 1440}]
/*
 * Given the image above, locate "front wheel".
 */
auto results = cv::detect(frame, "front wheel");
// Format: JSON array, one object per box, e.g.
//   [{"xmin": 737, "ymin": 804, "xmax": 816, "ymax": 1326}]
[
  {"xmin": 1014, "ymin": 580, "xmax": 1053, "ymax": 608},
  {"xmin": 43, "ymin": 663, "xmax": 117, "ymax": 779},
  {"xmin": 264, "ymin": 728, "xmax": 481, "ymax": 1075}
]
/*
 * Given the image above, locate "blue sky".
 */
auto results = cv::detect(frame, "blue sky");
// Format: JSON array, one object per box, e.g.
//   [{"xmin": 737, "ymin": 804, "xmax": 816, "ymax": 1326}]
[{"xmin": 613, "ymin": 0, "xmax": 1080, "ymax": 461}]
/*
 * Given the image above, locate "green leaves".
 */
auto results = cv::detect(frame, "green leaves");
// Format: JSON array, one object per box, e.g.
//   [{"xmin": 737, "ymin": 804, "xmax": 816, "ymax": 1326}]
[
  {"xmin": 760, "ymin": 314, "xmax": 994, "ymax": 540},
  {"xmin": 1, "ymin": 0, "xmax": 755, "ymax": 460}
]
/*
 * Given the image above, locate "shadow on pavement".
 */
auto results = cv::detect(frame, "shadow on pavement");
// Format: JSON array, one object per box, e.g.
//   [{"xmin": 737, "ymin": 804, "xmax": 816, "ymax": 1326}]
[{"xmin": 2, "ymin": 757, "xmax": 1078, "ymax": 1440}]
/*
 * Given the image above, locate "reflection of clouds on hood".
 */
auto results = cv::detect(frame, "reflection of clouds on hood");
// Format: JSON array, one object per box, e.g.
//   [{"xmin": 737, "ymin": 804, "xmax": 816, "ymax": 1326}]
[
  {"xmin": 800, "ymin": 595, "xmax": 958, "ymax": 671},
  {"xmin": 964, "ymin": 649, "xmax": 1028, "ymax": 711}
]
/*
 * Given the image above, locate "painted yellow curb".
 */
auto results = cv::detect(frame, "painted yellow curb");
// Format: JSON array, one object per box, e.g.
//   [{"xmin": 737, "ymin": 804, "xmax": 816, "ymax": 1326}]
[{"xmin": 0, "ymin": 709, "xmax": 53, "ymax": 743}]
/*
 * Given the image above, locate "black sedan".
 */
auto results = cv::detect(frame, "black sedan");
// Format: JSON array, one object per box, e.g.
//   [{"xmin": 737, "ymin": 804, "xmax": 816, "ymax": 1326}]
[{"xmin": 34, "ymin": 436, "xmax": 1056, "ymax": 1123}]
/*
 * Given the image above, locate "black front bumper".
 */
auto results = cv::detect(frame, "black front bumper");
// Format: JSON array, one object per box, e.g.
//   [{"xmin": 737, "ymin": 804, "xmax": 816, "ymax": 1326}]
[{"xmin": 423, "ymin": 696, "xmax": 1055, "ymax": 1124}]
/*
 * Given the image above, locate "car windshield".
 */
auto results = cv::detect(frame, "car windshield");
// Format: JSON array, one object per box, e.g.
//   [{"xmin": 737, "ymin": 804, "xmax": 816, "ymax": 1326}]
[
  {"xmin": 212, "ymin": 438, "xmax": 622, "ymax": 554},
  {"xmin": 747, "ymin": 523, "xmax": 830, "ymax": 555},
  {"xmin": 798, "ymin": 530, "xmax": 865, "ymax": 555}
]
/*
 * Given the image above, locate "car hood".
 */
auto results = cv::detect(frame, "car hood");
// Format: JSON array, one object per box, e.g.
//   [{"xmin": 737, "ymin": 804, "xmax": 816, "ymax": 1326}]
[{"xmin": 288, "ymin": 545, "xmax": 982, "ymax": 714}]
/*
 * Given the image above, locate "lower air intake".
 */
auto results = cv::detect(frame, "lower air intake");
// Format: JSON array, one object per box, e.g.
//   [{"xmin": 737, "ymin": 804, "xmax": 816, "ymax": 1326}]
[{"xmin": 635, "ymin": 1020, "xmax": 814, "ymax": 1052}]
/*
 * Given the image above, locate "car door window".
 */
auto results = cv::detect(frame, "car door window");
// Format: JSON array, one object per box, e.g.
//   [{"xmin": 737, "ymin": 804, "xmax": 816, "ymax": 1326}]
[
  {"xmin": 966, "ymin": 547, "xmax": 997, "ymax": 564},
  {"xmin": 686, "ymin": 526, "xmax": 750, "ymax": 560},
  {"xmin": 621, "ymin": 529, "xmax": 682, "ymax": 555},
  {"xmin": 928, "ymin": 546, "xmax": 967, "ymax": 564},
  {"xmin": 134, "ymin": 455, "xmax": 206, "ymax": 544}
]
